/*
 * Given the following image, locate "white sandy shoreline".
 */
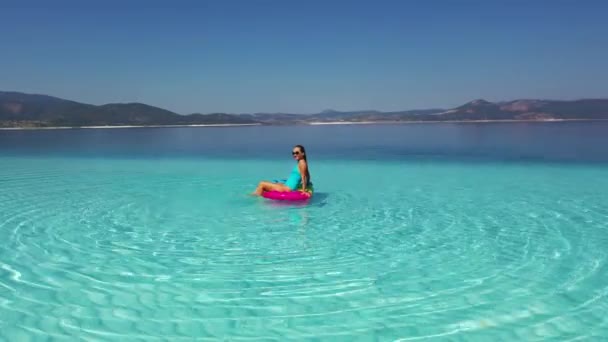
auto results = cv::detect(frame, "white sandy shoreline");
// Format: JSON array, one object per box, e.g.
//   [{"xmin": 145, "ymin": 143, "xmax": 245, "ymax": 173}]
[
  {"xmin": 307, "ymin": 119, "xmax": 608, "ymax": 125},
  {"xmin": 0, "ymin": 123, "xmax": 262, "ymax": 130},
  {"xmin": 1, "ymin": 119, "xmax": 606, "ymax": 130}
]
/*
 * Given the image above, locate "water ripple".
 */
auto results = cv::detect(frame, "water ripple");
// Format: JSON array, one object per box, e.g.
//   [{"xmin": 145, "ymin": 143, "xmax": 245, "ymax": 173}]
[{"xmin": 1, "ymin": 158, "xmax": 607, "ymax": 340}]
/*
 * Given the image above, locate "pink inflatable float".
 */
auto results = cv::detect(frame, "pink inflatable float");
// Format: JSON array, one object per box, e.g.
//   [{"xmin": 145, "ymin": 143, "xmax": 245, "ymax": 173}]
[{"xmin": 262, "ymin": 190, "xmax": 311, "ymax": 201}]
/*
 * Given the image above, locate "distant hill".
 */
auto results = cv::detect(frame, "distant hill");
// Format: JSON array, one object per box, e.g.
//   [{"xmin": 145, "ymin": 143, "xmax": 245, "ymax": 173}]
[
  {"xmin": 428, "ymin": 99, "xmax": 608, "ymax": 122},
  {"xmin": 0, "ymin": 91, "xmax": 258, "ymax": 127},
  {"xmin": 1, "ymin": 91, "xmax": 607, "ymax": 128}
]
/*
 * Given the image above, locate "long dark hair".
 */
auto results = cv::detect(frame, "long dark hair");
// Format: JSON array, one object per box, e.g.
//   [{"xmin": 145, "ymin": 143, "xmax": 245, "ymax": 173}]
[{"xmin": 294, "ymin": 144, "xmax": 310, "ymax": 181}]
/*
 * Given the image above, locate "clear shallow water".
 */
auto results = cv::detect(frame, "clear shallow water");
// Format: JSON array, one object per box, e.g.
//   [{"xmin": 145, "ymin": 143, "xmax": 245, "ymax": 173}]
[{"xmin": 1, "ymin": 123, "xmax": 608, "ymax": 340}]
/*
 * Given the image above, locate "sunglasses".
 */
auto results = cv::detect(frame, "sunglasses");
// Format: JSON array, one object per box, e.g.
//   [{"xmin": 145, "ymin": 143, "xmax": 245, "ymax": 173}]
[{"xmin": 292, "ymin": 151, "xmax": 301, "ymax": 155}]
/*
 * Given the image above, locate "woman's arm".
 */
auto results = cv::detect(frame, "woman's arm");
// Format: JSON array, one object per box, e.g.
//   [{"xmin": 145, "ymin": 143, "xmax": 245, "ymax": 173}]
[{"xmin": 298, "ymin": 160, "xmax": 308, "ymax": 191}]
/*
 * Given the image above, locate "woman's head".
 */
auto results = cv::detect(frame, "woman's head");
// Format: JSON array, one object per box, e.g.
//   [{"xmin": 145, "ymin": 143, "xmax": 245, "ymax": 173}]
[{"xmin": 292, "ymin": 145, "xmax": 307, "ymax": 161}]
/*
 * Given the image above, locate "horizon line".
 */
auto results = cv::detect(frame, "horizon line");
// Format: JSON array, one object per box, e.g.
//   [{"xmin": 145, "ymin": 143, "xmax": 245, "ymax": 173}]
[{"xmin": 2, "ymin": 89, "xmax": 608, "ymax": 116}]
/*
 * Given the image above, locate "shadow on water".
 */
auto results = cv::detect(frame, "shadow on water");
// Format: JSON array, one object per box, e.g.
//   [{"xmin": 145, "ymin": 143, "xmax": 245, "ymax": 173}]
[{"xmin": 310, "ymin": 192, "xmax": 329, "ymax": 206}]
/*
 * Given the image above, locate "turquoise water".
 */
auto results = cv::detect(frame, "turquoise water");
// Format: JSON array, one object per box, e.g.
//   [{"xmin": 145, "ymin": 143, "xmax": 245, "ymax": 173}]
[{"xmin": 1, "ymin": 124, "xmax": 608, "ymax": 340}]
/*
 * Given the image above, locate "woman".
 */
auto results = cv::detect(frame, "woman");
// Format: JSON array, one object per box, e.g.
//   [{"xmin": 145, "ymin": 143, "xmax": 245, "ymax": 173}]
[{"xmin": 252, "ymin": 145, "xmax": 312, "ymax": 197}]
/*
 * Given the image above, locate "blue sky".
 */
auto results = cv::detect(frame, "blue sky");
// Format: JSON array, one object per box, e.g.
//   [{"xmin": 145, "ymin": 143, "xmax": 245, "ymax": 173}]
[{"xmin": 1, "ymin": 0, "xmax": 607, "ymax": 114}]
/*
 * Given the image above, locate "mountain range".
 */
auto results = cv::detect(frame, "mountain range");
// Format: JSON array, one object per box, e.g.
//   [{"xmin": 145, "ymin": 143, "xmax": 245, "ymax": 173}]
[{"xmin": 1, "ymin": 91, "xmax": 607, "ymax": 128}]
